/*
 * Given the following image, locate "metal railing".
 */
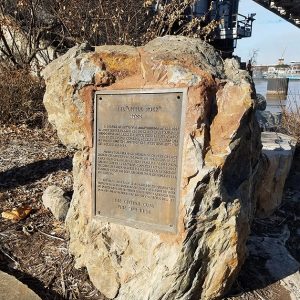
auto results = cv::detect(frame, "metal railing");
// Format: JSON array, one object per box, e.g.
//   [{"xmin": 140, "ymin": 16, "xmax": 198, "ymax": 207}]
[{"xmin": 216, "ymin": 13, "xmax": 255, "ymax": 41}]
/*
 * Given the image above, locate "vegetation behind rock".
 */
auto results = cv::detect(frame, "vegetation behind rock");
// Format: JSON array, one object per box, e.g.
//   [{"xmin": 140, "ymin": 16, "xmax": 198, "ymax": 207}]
[
  {"xmin": 281, "ymin": 107, "xmax": 300, "ymax": 147},
  {"xmin": 1, "ymin": 0, "xmax": 216, "ymax": 126},
  {"xmin": 0, "ymin": 66, "xmax": 45, "ymax": 127}
]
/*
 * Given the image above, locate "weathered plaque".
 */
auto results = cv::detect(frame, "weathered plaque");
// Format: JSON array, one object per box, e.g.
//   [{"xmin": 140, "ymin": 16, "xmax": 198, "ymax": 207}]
[{"xmin": 93, "ymin": 89, "xmax": 187, "ymax": 233}]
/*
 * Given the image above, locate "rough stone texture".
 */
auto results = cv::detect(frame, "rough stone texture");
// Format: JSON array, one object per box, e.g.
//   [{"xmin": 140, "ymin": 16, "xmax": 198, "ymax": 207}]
[
  {"xmin": 256, "ymin": 110, "xmax": 282, "ymax": 131},
  {"xmin": 247, "ymin": 227, "xmax": 300, "ymax": 283},
  {"xmin": 42, "ymin": 36, "xmax": 262, "ymax": 300},
  {"xmin": 230, "ymin": 225, "xmax": 300, "ymax": 300},
  {"xmin": 0, "ymin": 271, "xmax": 41, "ymax": 300},
  {"xmin": 254, "ymin": 93, "xmax": 267, "ymax": 111},
  {"xmin": 42, "ymin": 185, "xmax": 70, "ymax": 221},
  {"xmin": 256, "ymin": 132, "xmax": 296, "ymax": 217}
]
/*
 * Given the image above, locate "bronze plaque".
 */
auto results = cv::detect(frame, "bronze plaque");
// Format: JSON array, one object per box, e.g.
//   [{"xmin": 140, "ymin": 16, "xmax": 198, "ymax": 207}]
[{"xmin": 93, "ymin": 89, "xmax": 186, "ymax": 233}]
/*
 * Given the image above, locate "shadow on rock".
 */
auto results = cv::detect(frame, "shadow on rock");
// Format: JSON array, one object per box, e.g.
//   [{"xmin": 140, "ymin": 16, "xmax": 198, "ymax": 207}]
[
  {"xmin": 234, "ymin": 224, "xmax": 299, "ymax": 292},
  {"xmin": 0, "ymin": 157, "xmax": 73, "ymax": 190}
]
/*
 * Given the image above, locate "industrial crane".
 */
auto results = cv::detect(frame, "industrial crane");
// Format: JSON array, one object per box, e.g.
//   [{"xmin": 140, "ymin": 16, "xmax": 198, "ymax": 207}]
[{"xmin": 151, "ymin": 0, "xmax": 256, "ymax": 57}]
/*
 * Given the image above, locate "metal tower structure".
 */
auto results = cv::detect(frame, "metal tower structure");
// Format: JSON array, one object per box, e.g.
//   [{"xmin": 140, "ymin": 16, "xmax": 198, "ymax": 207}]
[
  {"xmin": 151, "ymin": 0, "xmax": 255, "ymax": 57},
  {"xmin": 253, "ymin": 0, "xmax": 300, "ymax": 28}
]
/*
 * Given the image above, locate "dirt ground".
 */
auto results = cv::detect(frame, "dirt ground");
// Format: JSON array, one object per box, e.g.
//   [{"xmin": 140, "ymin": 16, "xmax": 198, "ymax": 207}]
[
  {"xmin": 0, "ymin": 124, "xmax": 299, "ymax": 300},
  {"xmin": 0, "ymin": 124, "xmax": 106, "ymax": 300}
]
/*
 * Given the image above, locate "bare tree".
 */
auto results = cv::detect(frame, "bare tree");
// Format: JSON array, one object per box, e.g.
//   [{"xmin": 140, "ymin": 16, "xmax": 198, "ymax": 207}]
[
  {"xmin": 0, "ymin": 0, "xmax": 154, "ymax": 72},
  {"xmin": 51, "ymin": 0, "xmax": 152, "ymax": 46},
  {"xmin": 144, "ymin": 0, "xmax": 219, "ymax": 44},
  {"xmin": 248, "ymin": 48, "xmax": 259, "ymax": 66},
  {"xmin": 0, "ymin": 0, "xmax": 219, "ymax": 73},
  {"xmin": 0, "ymin": 0, "xmax": 66, "ymax": 72}
]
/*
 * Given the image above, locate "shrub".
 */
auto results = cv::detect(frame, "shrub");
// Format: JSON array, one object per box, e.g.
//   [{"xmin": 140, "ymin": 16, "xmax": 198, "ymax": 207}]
[
  {"xmin": 0, "ymin": 66, "xmax": 45, "ymax": 127},
  {"xmin": 281, "ymin": 106, "xmax": 300, "ymax": 147},
  {"xmin": 281, "ymin": 110, "xmax": 300, "ymax": 147},
  {"xmin": 144, "ymin": 0, "xmax": 218, "ymax": 44},
  {"xmin": 52, "ymin": 0, "xmax": 153, "ymax": 46}
]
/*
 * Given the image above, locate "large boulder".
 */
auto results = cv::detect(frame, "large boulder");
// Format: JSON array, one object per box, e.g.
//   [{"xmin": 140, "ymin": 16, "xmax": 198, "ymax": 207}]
[{"xmin": 42, "ymin": 36, "xmax": 261, "ymax": 300}]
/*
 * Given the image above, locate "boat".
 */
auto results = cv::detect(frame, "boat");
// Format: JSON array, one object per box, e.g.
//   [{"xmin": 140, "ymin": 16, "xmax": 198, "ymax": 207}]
[{"xmin": 262, "ymin": 61, "xmax": 300, "ymax": 80}]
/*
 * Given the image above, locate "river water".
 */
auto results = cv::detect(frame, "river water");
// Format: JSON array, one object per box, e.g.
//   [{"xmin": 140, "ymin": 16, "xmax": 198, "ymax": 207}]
[{"xmin": 254, "ymin": 79, "xmax": 300, "ymax": 113}]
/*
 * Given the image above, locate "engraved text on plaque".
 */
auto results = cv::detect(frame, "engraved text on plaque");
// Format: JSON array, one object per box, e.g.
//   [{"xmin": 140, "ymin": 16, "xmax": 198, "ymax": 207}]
[{"xmin": 93, "ymin": 89, "xmax": 186, "ymax": 233}]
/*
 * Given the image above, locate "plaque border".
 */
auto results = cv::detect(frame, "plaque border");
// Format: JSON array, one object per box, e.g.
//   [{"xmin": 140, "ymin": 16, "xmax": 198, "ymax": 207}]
[{"xmin": 92, "ymin": 88, "xmax": 187, "ymax": 234}]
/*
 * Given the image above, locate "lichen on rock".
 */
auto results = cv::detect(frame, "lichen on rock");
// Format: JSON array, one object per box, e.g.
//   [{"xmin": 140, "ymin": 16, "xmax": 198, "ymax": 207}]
[{"xmin": 42, "ymin": 36, "xmax": 262, "ymax": 300}]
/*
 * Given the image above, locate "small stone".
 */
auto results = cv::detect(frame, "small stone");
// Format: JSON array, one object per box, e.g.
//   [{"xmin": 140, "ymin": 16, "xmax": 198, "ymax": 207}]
[{"xmin": 42, "ymin": 186, "xmax": 70, "ymax": 221}]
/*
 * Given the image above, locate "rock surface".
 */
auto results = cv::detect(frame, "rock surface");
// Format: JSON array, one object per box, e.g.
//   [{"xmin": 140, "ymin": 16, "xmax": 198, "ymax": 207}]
[
  {"xmin": 42, "ymin": 36, "xmax": 261, "ymax": 299},
  {"xmin": 254, "ymin": 93, "xmax": 267, "ymax": 111},
  {"xmin": 0, "ymin": 271, "xmax": 41, "ymax": 300},
  {"xmin": 255, "ymin": 110, "xmax": 282, "ymax": 131},
  {"xmin": 256, "ymin": 132, "xmax": 296, "ymax": 217},
  {"xmin": 42, "ymin": 185, "xmax": 70, "ymax": 221},
  {"xmin": 246, "ymin": 225, "xmax": 299, "ymax": 284}
]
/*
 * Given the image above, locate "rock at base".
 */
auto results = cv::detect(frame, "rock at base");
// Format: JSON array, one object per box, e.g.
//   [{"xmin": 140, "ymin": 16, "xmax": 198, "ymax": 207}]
[
  {"xmin": 42, "ymin": 185, "xmax": 70, "ymax": 221},
  {"xmin": 256, "ymin": 132, "xmax": 296, "ymax": 217},
  {"xmin": 0, "ymin": 271, "xmax": 41, "ymax": 300}
]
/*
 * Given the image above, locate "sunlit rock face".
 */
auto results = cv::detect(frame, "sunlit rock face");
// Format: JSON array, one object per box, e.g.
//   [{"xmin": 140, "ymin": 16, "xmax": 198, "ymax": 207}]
[
  {"xmin": 42, "ymin": 36, "xmax": 261, "ymax": 300},
  {"xmin": 256, "ymin": 132, "xmax": 296, "ymax": 217}
]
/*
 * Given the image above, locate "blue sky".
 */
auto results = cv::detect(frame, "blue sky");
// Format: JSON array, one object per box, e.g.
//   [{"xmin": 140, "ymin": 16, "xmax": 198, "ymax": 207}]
[{"xmin": 234, "ymin": 0, "xmax": 300, "ymax": 65}]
